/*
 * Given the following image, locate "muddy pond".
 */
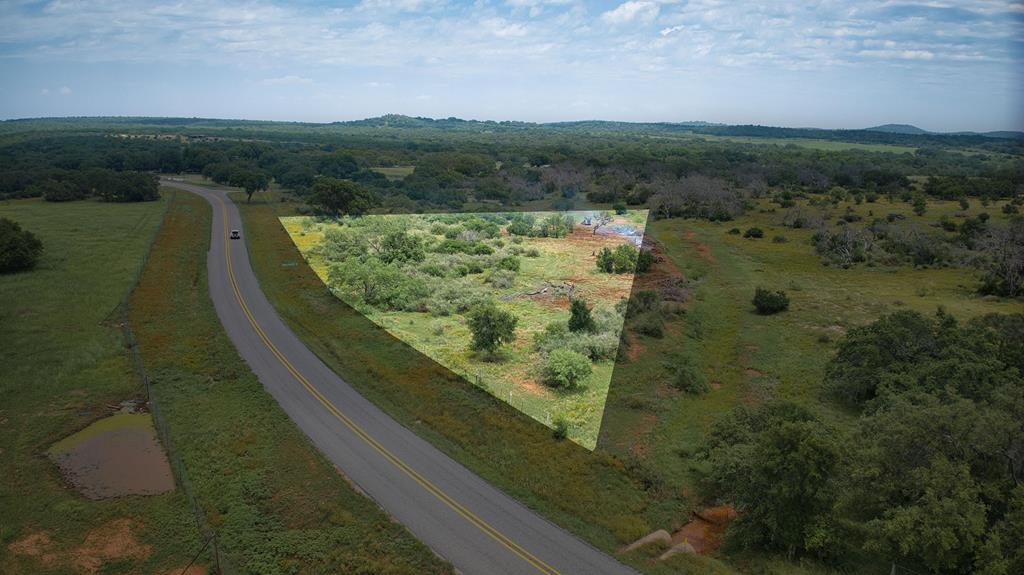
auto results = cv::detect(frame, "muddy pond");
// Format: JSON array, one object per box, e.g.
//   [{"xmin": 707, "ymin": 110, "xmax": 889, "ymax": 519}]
[{"xmin": 49, "ymin": 413, "xmax": 175, "ymax": 499}]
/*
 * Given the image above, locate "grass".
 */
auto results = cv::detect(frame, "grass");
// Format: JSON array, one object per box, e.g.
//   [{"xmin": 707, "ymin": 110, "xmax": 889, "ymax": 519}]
[
  {"xmin": 0, "ymin": 196, "xmax": 200, "ymax": 574},
  {"xmin": 370, "ymin": 165, "xmax": 415, "ymax": 180},
  {"xmin": 128, "ymin": 189, "xmax": 452, "ymax": 575},
  {"xmin": 279, "ymin": 211, "xmax": 645, "ymax": 448}
]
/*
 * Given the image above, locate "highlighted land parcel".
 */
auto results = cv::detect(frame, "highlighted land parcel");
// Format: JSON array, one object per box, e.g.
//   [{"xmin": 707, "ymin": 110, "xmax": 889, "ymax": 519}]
[{"xmin": 281, "ymin": 210, "xmax": 647, "ymax": 448}]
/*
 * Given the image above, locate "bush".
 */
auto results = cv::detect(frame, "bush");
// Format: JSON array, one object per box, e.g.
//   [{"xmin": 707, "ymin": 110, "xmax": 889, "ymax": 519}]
[
  {"xmin": 772, "ymin": 235, "xmax": 788, "ymax": 243},
  {"xmin": 485, "ymin": 269, "xmax": 516, "ymax": 289},
  {"xmin": 632, "ymin": 311, "xmax": 665, "ymax": 338},
  {"xmin": 744, "ymin": 227, "xmax": 764, "ymax": 238},
  {"xmin": 670, "ymin": 360, "xmax": 710, "ymax": 395},
  {"xmin": 727, "ymin": 228, "xmax": 741, "ymax": 235},
  {"xmin": 596, "ymin": 246, "xmax": 614, "ymax": 273},
  {"xmin": 752, "ymin": 287, "xmax": 789, "ymax": 315},
  {"xmin": 612, "ymin": 244, "xmax": 638, "ymax": 273},
  {"xmin": 541, "ymin": 349, "xmax": 592, "ymax": 390},
  {"xmin": 636, "ymin": 249, "xmax": 655, "ymax": 273},
  {"xmin": 496, "ymin": 255, "xmax": 520, "ymax": 272},
  {"xmin": 467, "ymin": 301, "xmax": 518, "ymax": 354},
  {"xmin": 0, "ymin": 217, "xmax": 43, "ymax": 273},
  {"xmin": 552, "ymin": 418, "xmax": 569, "ymax": 440},
  {"xmin": 568, "ymin": 298, "xmax": 596, "ymax": 333}
]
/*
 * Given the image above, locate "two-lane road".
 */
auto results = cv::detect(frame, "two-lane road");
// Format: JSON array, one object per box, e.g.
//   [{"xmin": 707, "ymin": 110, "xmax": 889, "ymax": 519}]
[{"xmin": 163, "ymin": 181, "xmax": 637, "ymax": 575}]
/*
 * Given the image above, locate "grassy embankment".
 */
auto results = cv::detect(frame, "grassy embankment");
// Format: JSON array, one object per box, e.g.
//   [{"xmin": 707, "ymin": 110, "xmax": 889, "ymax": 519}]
[
  {"xmin": 0, "ymin": 196, "xmax": 199, "ymax": 574},
  {"xmin": 280, "ymin": 211, "xmax": 646, "ymax": 448},
  {"xmin": 127, "ymin": 189, "xmax": 452, "ymax": 574},
  {"xmin": 237, "ymin": 192, "xmax": 732, "ymax": 574}
]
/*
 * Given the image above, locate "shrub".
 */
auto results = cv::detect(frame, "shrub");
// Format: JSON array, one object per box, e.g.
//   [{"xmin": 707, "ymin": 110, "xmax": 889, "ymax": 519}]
[
  {"xmin": 668, "ymin": 358, "xmax": 711, "ymax": 394},
  {"xmin": 541, "ymin": 349, "xmax": 592, "ymax": 390},
  {"xmin": 467, "ymin": 301, "xmax": 518, "ymax": 354},
  {"xmin": 612, "ymin": 244, "xmax": 638, "ymax": 273},
  {"xmin": 0, "ymin": 217, "xmax": 43, "ymax": 273},
  {"xmin": 632, "ymin": 311, "xmax": 665, "ymax": 338},
  {"xmin": 636, "ymin": 249, "xmax": 655, "ymax": 272},
  {"xmin": 596, "ymin": 247, "xmax": 614, "ymax": 273},
  {"xmin": 496, "ymin": 255, "xmax": 520, "ymax": 272},
  {"xmin": 568, "ymin": 298, "xmax": 596, "ymax": 333},
  {"xmin": 752, "ymin": 287, "xmax": 790, "ymax": 315},
  {"xmin": 552, "ymin": 419, "xmax": 568, "ymax": 440},
  {"xmin": 485, "ymin": 269, "xmax": 516, "ymax": 289},
  {"xmin": 744, "ymin": 227, "xmax": 764, "ymax": 239},
  {"xmin": 728, "ymin": 228, "xmax": 741, "ymax": 235},
  {"xmin": 524, "ymin": 248, "xmax": 540, "ymax": 257},
  {"xmin": 772, "ymin": 235, "xmax": 788, "ymax": 243}
]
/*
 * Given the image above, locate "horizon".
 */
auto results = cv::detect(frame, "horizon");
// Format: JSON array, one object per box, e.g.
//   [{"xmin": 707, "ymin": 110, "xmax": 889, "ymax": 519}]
[
  {"xmin": 1, "ymin": 1, "xmax": 1022, "ymax": 132},
  {"xmin": 1, "ymin": 113, "xmax": 1021, "ymax": 135}
]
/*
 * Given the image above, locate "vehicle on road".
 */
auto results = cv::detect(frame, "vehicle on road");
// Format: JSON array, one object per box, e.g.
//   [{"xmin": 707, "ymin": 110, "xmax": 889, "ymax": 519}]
[{"xmin": 230, "ymin": 229, "xmax": 240, "ymax": 239}]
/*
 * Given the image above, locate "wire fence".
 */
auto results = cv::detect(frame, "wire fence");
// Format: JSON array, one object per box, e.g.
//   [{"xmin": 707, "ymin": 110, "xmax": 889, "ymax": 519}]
[{"xmin": 107, "ymin": 189, "xmax": 234, "ymax": 574}]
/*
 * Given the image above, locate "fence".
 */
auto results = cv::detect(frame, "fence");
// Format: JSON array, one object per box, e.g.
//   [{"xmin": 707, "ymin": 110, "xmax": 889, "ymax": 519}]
[{"xmin": 107, "ymin": 189, "xmax": 235, "ymax": 574}]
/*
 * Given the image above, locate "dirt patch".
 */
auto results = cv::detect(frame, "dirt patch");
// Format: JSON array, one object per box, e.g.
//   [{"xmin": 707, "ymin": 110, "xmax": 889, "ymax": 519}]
[
  {"xmin": 8, "ymin": 519, "xmax": 152, "ymax": 574},
  {"xmin": 683, "ymin": 231, "xmax": 716, "ymax": 265},
  {"xmin": 671, "ymin": 505, "xmax": 736, "ymax": 554},
  {"xmin": 8, "ymin": 531, "xmax": 60, "ymax": 567},
  {"xmin": 49, "ymin": 413, "xmax": 175, "ymax": 499},
  {"xmin": 744, "ymin": 368, "xmax": 763, "ymax": 378},
  {"xmin": 516, "ymin": 377, "xmax": 549, "ymax": 396},
  {"xmin": 72, "ymin": 518, "xmax": 151, "ymax": 574}
]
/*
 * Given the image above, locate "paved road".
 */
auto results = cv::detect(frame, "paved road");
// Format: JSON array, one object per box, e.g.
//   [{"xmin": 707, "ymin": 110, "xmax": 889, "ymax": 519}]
[{"xmin": 163, "ymin": 181, "xmax": 638, "ymax": 575}]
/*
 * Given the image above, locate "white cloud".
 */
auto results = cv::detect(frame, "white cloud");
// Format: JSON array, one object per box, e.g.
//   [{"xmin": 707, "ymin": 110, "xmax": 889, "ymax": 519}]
[
  {"xmin": 58, "ymin": 85, "xmax": 72, "ymax": 95},
  {"xmin": 601, "ymin": 1, "xmax": 659, "ymax": 25},
  {"xmin": 260, "ymin": 75, "xmax": 313, "ymax": 85},
  {"xmin": 40, "ymin": 88, "xmax": 50, "ymax": 96},
  {"xmin": 660, "ymin": 25, "xmax": 684, "ymax": 36}
]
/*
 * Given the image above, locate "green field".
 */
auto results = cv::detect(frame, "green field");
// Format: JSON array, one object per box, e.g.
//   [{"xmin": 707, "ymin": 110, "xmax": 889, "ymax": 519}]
[
  {"xmin": 281, "ymin": 211, "xmax": 646, "ymax": 448},
  {"xmin": 0, "ymin": 196, "xmax": 201, "ymax": 574}
]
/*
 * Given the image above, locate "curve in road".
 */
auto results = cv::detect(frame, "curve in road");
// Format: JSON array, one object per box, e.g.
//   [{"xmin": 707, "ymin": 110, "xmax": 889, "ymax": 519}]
[{"xmin": 163, "ymin": 181, "xmax": 638, "ymax": 575}]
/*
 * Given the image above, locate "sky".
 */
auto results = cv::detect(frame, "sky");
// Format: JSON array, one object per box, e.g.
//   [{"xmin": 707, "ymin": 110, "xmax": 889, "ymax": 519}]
[{"xmin": 0, "ymin": 0, "xmax": 1022, "ymax": 131}]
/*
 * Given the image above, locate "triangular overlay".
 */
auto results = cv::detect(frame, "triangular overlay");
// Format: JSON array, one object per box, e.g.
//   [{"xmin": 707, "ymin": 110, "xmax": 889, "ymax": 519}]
[{"xmin": 281, "ymin": 211, "xmax": 645, "ymax": 449}]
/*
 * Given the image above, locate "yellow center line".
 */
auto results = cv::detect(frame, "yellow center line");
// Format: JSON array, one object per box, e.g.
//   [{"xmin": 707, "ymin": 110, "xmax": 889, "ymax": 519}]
[{"xmin": 214, "ymin": 193, "xmax": 561, "ymax": 575}]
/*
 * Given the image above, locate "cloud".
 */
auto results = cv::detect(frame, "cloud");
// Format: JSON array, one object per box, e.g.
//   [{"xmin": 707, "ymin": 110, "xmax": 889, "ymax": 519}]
[
  {"xmin": 601, "ymin": 1, "xmax": 659, "ymax": 25},
  {"xmin": 259, "ymin": 75, "xmax": 313, "ymax": 86},
  {"xmin": 58, "ymin": 85, "xmax": 72, "ymax": 95},
  {"xmin": 660, "ymin": 24, "xmax": 684, "ymax": 36}
]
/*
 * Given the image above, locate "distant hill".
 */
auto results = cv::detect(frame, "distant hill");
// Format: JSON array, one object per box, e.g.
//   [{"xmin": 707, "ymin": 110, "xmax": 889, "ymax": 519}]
[
  {"xmin": 867, "ymin": 123, "xmax": 1023, "ymax": 140},
  {"xmin": 866, "ymin": 124, "xmax": 931, "ymax": 135}
]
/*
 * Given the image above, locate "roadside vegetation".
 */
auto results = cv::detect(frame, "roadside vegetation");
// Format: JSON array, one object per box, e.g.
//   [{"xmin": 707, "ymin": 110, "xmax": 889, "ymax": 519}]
[{"xmin": 128, "ymin": 190, "xmax": 452, "ymax": 574}]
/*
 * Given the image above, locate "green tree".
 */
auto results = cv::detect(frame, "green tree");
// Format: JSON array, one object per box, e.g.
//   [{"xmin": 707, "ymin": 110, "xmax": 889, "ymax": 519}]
[
  {"xmin": 309, "ymin": 176, "xmax": 375, "ymax": 218},
  {"xmin": 568, "ymin": 298, "xmax": 596, "ymax": 333},
  {"xmin": 240, "ymin": 171, "xmax": 270, "ymax": 203},
  {"xmin": 0, "ymin": 217, "xmax": 43, "ymax": 273},
  {"xmin": 467, "ymin": 301, "xmax": 518, "ymax": 355},
  {"xmin": 701, "ymin": 402, "xmax": 842, "ymax": 559}
]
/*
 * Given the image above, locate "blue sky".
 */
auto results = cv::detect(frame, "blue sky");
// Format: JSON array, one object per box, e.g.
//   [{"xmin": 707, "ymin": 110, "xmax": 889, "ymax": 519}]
[{"xmin": 1, "ymin": 0, "xmax": 1021, "ymax": 131}]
